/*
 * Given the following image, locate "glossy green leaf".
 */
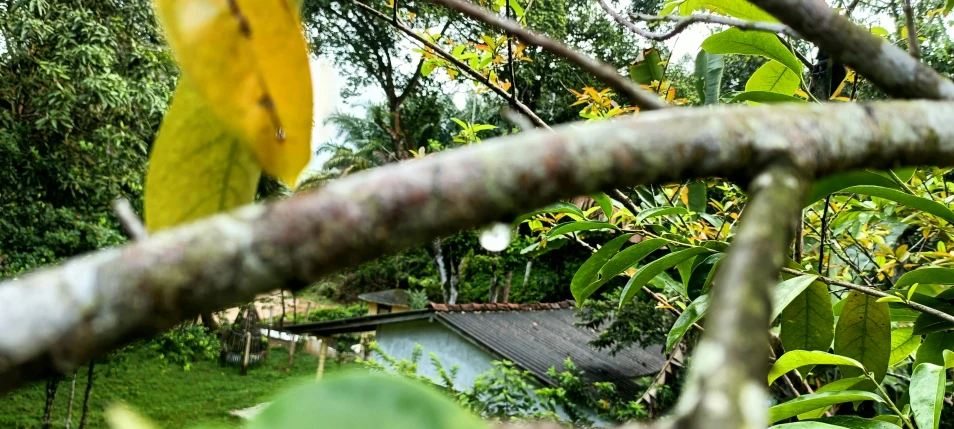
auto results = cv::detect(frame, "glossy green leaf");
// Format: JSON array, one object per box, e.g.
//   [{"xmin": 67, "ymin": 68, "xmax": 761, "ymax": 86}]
[
  {"xmin": 570, "ymin": 234, "xmax": 634, "ymax": 303},
  {"xmin": 768, "ymin": 350, "xmax": 865, "ymax": 385},
  {"xmin": 745, "ymin": 60, "xmax": 800, "ymax": 95},
  {"xmin": 781, "ymin": 282, "xmax": 835, "ymax": 353},
  {"xmin": 772, "ymin": 274, "xmax": 820, "ymax": 320},
  {"xmin": 702, "ymin": 29, "xmax": 801, "ymax": 75},
  {"xmin": 620, "ymin": 247, "xmax": 714, "ymax": 307},
  {"xmin": 248, "ymin": 372, "xmax": 485, "ymax": 429},
  {"xmin": 945, "ymin": 0, "xmax": 954, "ymax": 14},
  {"xmin": 629, "ymin": 48, "xmax": 664, "ymax": 85},
  {"xmin": 872, "ymin": 416, "xmax": 904, "ymax": 426},
  {"xmin": 769, "ymin": 391, "xmax": 883, "ymax": 424},
  {"xmin": 895, "ymin": 267, "xmax": 954, "ymax": 288},
  {"xmin": 514, "ymin": 202, "xmax": 585, "ymax": 224},
  {"xmin": 796, "ymin": 377, "xmax": 867, "ymax": 419},
  {"xmin": 730, "ymin": 91, "xmax": 807, "ymax": 104},
  {"xmin": 810, "ymin": 416, "xmax": 902, "ymax": 429},
  {"xmin": 590, "ymin": 192, "xmax": 614, "ymax": 217},
  {"xmin": 769, "ymin": 423, "xmax": 843, "ymax": 429},
  {"xmin": 914, "ymin": 332, "xmax": 954, "ymax": 368},
  {"xmin": 576, "ymin": 238, "xmax": 669, "ymax": 302},
  {"xmin": 680, "ymin": 0, "xmax": 777, "ymax": 21},
  {"xmin": 547, "ymin": 221, "xmax": 618, "ymax": 239},
  {"xmin": 804, "ymin": 170, "xmax": 901, "ymax": 206},
  {"xmin": 145, "ymin": 80, "xmax": 262, "ymax": 231},
  {"xmin": 694, "ymin": 51, "xmax": 724, "ymax": 105},
  {"xmin": 666, "ymin": 294, "xmax": 709, "ymax": 353},
  {"xmin": 910, "ymin": 363, "xmax": 945, "ymax": 429},
  {"xmin": 889, "ymin": 327, "xmax": 921, "ymax": 366},
  {"xmin": 687, "ymin": 253, "xmax": 723, "ymax": 300},
  {"xmin": 833, "ymin": 291, "xmax": 891, "ymax": 383},
  {"xmin": 841, "ymin": 185, "xmax": 954, "ymax": 225},
  {"xmin": 687, "ymin": 182, "xmax": 707, "ymax": 213},
  {"xmin": 636, "ymin": 206, "xmax": 690, "ymax": 224}
]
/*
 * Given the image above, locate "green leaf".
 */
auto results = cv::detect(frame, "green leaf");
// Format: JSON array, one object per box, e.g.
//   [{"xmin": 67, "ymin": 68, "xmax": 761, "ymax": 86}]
[
  {"xmin": 547, "ymin": 221, "xmax": 618, "ymax": 239},
  {"xmin": 628, "ymin": 48, "xmax": 664, "ymax": 85},
  {"xmin": 913, "ymin": 304, "xmax": 954, "ymax": 335},
  {"xmin": 781, "ymin": 282, "xmax": 835, "ymax": 353},
  {"xmin": 889, "ymin": 327, "xmax": 921, "ymax": 366},
  {"xmin": 944, "ymin": 350, "xmax": 954, "ymax": 368},
  {"xmin": 895, "ymin": 267, "xmax": 954, "ymax": 288},
  {"xmin": 805, "ymin": 170, "xmax": 902, "ymax": 206},
  {"xmin": 910, "ymin": 363, "xmax": 945, "ymax": 429},
  {"xmin": 768, "ymin": 350, "xmax": 865, "ymax": 385},
  {"xmin": 145, "ymin": 80, "xmax": 262, "ymax": 231},
  {"xmin": 914, "ymin": 332, "xmax": 954, "ymax": 368},
  {"xmin": 769, "ymin": 391, "xmax": 884, "ymax": 424},
  {"xmin": 809, "ymin": 416, "xmax": 902, "ymax": 429},
  {"xmin": 744, "ymin": 60, "xmax": 800, "ymax": 96},
  {"xmin": 687, "ymin": 182, "xmax": 707, "ymax": 213},
  {"xmin": 945, "ymin": 0, "xmax": 954, "ymax": 15},
  {"xmin": 872, "ymin": 416, "xmax": 904, "ymax": 426},
  {"xmin": 833, "ymin": 291, "xmax": 891, "ymax": 383},
  {"xmin": 795, "ymin": 377, "xmax": 867, "ymax": 419},
  {"xmin": 769, "ymin": 422, "xmax": 844, "ymax": 429},
  {"xmin": 730, "ymin": 91, "xmax": 807, "ymax": 104},
  {"xmin": 570, "ymin": 234, "xmax": 634, "ymax": 303},
  {"xmin": 694, "ymin": 51, "xmax": 724, "ymax": 105},
  {"xmin": 876, "ymin": 296, "xmax": 904, "ymax": 303},
  {"xmin": 687, "ymin": 253, "xmax": 723, "ymax": 300},
  {"xmin": 576, "ymin": 238, "xmax": 669, "ymax": 302},
  {"xmin": 665, "ymin": 294, "xmax": 709, "ymax": 352},
  {"xmin": 248, "ymin": 372, "xmax": 485, "ymax": 429},
  {"xmin": 620, "ymin": 247, "xmax": 714, "ymax": 307},
  {"xmin": 841, "ymin": 185, "xmax": 954, "ymax": 225},
  {"xmin": 636, "ymin": 206, "xmax": 690, "ymax": 223},
  {"xmin": 680, "ymin": 0, "xmax": 777, "ymax": 21},
  {"xmin": 590, "ymin": 192, "xmax": 614, "ymax": 217},
  {"xmin": 703, "ymin": 29, "xmax": 802, "ymax": 75},
  {"xmin": 514, "ymin": 202, "xmax": 585, "ymax": 224},
  {"xmin": 772, "ymin": 274, "xmax": 820, "ymax": 320}
]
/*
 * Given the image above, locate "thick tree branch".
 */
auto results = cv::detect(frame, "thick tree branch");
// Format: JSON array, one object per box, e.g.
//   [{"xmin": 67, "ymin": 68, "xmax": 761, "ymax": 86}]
[
  {"xmin": 624, "ymin": 11, "xmax": 800, "ymax": 40},
  {"xmin": 4, "ymin": 101, "xmax": 954, "ymax": 392},
  {"xmin": 424, "ymin": 0, "xmax": 670, "ymax": 110},
  {"xmin": 667, "ymin": 164, "xmax": 809, "ymax": 428},
  {"xmin": 748, "ymin": 0, "xmax": 954, "ymax": 99},
  {"xmin": 352, "ymin": 0, "xmax": 549, "ymax": 129}
]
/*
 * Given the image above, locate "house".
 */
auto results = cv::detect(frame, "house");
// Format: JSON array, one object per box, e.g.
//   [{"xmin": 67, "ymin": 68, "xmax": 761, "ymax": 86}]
[
  {"xmin": 285, "ymin": 300, "xmax": 666, "ymax": 425},
  {"xmin": 358, "ymin": 289, "xmax": 411, "ymax": 315}
]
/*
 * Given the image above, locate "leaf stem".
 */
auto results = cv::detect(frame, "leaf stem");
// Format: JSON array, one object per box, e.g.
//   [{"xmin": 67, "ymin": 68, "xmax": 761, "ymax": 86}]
[{"xmin": 866, "ymin": 372, "xmax": 914, "ymax": 429}]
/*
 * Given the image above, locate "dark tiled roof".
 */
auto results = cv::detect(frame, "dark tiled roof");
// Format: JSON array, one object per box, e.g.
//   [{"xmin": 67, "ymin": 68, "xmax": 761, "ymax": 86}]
[
  {"xmin": 434, "ymin": 306, "xmax": 664, "ymax": 399},
  {"xmin": 428, "ymin": 300, "xmax": 574, "ymax": 312},
  {"xmin": 358, "ymin": 289, "xmax": 411, "ymax": 306}
]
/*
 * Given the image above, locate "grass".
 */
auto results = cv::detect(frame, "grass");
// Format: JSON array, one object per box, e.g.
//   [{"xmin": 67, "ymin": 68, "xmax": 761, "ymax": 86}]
[{"xmin": 0, "ymin": 344, "xmax": 358, "ymax": 428}]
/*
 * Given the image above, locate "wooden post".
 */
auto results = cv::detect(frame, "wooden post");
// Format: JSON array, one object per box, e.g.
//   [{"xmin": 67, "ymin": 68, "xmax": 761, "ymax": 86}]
[
  {"xmin": 316, "ymin": 337, "xmax": 329, "ymax": 380},
  {"xmin": 241, "ymin": 332, "xmax": 251, "ymax": 376},
  {"xmin": 304, "ymin": 302, "xmax": 312, "ymax": 320},
  {"xmin": 287, "ymin": 337, "xmax": 297, "ymax": 368}
]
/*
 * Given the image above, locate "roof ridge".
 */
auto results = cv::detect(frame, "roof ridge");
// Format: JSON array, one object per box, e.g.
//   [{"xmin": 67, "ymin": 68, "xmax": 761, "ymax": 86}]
[{"xmin": 427, "ymin": 300, "xmax": 576, "ymax": 312}]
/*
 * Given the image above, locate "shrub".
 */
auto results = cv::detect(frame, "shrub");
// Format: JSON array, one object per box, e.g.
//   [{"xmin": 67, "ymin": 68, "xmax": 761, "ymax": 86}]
[{"xmin": 148, "ymin": 324, "xmax": 220, "ymax": 369}]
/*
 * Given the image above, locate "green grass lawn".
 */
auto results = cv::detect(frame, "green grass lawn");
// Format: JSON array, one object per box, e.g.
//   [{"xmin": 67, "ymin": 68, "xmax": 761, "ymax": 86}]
[{"xmin": 0, "ymin": 344, "xmax": 358, "ymax": 428}]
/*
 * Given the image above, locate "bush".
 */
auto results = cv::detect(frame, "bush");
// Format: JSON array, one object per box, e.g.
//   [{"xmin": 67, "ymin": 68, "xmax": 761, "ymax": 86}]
[{"xmin": 148, "ymin": 324, "xmax": 220, "ymax": 369}]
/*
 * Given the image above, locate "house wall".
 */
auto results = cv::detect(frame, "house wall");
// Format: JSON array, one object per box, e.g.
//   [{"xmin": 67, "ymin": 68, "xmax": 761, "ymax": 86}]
[{"xmin": 375, "ymin": 319, "xmax": 611, "ymax": 427}]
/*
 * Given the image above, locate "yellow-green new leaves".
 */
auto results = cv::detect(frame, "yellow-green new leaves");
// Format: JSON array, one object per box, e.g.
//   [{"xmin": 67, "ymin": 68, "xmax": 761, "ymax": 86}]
[
  {"xmin": 144, "ymin": 80, "xmax": 261, "ymax": 231},
  {"xmin": 155, "ymin": 0, "xmax": 313, "ymax": 184}
]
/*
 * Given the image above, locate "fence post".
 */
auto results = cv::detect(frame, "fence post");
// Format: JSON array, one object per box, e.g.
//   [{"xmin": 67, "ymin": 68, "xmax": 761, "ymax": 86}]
[{"xmin": 241, "ymin": 332, "xmax": 251, "ymax": 376}]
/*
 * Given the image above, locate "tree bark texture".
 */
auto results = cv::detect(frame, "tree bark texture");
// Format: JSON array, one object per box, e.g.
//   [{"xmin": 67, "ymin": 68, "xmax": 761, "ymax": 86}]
[{"xmin": 3, "ymin": 101, "xmax": 954, "ymax": 392}]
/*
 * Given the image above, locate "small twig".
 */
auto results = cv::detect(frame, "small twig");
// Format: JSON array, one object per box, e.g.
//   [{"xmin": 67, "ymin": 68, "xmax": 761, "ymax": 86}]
[
  {"xmin": 781, "ymin": 267, "xmax": 954, "ymax": 325},
  {"xmin": 353, "ymin": 0, "xmax": 550, "ymax": 129},
  {"xmin": 611, "ymin": 188, "xmax": 642, "ymax": 217},
  {"xmin": 500, "ymin": 107, "xmax": 534, "ymax": 131},
  {"xmin": 111, "ymin": 198, "xmax": 148, "ymax": 241},
  {"xmin": 425, "ymin": 0, "xmax": 669, "ymax": 110},
  {"xmin": 901, "ymin": 0, "xmax": 920, "ymax": 59},
  {"xmin": 627, "ymin": 12, "xmax": 801, "ymax": 40}
]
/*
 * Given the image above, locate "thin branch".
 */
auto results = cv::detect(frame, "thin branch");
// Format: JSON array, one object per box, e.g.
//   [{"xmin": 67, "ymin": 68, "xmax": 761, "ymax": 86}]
[
  {"xmin": 6, "ymin": 101, "xmax": 954, "ymax": 391},
  {"xmin": 626, "ymin": 11, "xmax": 800, "ymax": 40},
  {"xmin": 671, "ymin": 164, "xmax": 810, "ymax": 428},
  {"xmin": 901, "ymin": 0, "xmax": 920, "ymax": 59},
  {"xmin": 747, "ymin": 0, "xmax": 954, "ymax": 100},
  {"xmin": 111, "ymin": 198, "xmax": 147, "ymax": 241},
  {"xmin": 424, "ymin": 0, "xmax": 670, "ymax": 110},
  {"xmin": 781, "ymin": 267, "xmax": 954, "ymax": 325},
  {"xmin": 352, "ymin": 1, "xmax": 550, "ymax": 129}
]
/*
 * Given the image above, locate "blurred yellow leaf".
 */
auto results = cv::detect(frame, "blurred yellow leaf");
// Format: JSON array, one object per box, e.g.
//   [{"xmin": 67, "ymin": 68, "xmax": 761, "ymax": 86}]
[
  {"xmin": 154, "ymin": 0, "xmax": 313, "ymax": 184},
  {"xmin": 107, "ymin": 405, "xmax": 158, "ymax": 429},
  {"xmin": 144, "ymin": 79, "xmax": 261, "ymax": 231}
]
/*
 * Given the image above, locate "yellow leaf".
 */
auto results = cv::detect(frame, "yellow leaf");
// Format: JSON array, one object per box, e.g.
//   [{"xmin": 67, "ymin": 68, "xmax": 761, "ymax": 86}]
[
  {"xmin": 154, "ymin": 0, "xmax": 313, "ymax": 184},
  {"xmin": 144, "ymin": 79, "xmax": 261, "ymax": 231},
  {"xmin": 107, "ymin": 405, "xmax": 158, "ymax": 429}
]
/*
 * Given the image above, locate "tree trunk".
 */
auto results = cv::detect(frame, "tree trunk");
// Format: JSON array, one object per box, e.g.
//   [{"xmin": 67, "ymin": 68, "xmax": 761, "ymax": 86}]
[
  {"xmin": 42, "ymin": 377, "xmax": 60, "ymax": 429},
  {"xmin": 500, "ymin": 271, "xmax": 513, "ymax": 304},
  {"xmin": 200, "ymin": 312, "xmax": 219, "ymax": 332},
  {"xmin": 280, "ymin": 289, "xmax": 287, "ymax": 329},
  {"xmin": 488, "ymin": 274, "xmax": 498, "ymax": 303},
  {"xmin": 432, "ymin": 238, "xmax": 459, "ymax": 304},
  {"xmin": 78, "ymin": 362, "xmax": 94, "ymax": 429},
  {"xmin": 64, "ymin": 371, "xmax": 77, "ymax": 429}
]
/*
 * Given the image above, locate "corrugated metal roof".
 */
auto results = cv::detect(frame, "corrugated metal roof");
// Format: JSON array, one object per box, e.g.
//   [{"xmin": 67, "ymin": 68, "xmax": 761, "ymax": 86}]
[
  {"xmin": 436, "ymin": 308, "xmax": 665, "ymax": 399},
  {"xmin": 358, "ymin": 289, "xmax": 411, "ymax": 306}
]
